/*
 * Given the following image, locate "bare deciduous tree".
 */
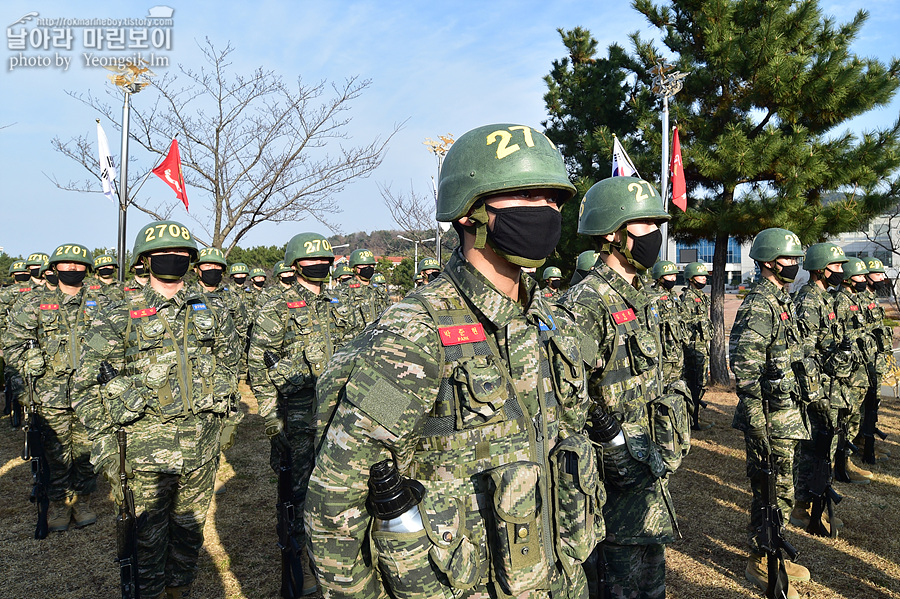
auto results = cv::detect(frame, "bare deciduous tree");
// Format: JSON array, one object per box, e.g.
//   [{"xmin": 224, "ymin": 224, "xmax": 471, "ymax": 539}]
[{"xmin": 50, "ymin": 39, "xmax": 399, "ymax": 253}]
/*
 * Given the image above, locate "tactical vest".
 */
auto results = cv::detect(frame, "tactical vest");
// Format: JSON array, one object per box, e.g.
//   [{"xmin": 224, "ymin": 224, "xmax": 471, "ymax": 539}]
[
  {"xmin": 648, "ymin": 289, "xmax": 686, "ymax": 384},
  {"xmin": 681, "ymin": 286, "xmax": 710, "ymax": 343},
  {"xmin": 280, "ymin": 293, "xmax": 334, "ymax": 386},
  {"xmin": 346, "ymin": 275, "xmax": 598, "ymax": 598},
  {"xmin": 35, "ymin": 288, "xmax": 102, "ymax": 378},
  {"xmin": 113, "ymin": 293, "xmax": 226, "ymax": 423},
  {"xmin": 343, "ymin": 282, "xmax": 383, "ymax": 328},
  {"xmin": 793, "ymin": 284, "xmax": 836, "ymax": 404},
  {"xmin": 832, "ymin": 288, "xmax": 872, "ymax": 388}
]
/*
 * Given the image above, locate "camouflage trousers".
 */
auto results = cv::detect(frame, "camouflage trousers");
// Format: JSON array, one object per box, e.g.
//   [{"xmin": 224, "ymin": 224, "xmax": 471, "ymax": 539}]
[
  {"xmin": 269, "ymin": 391, "xmax": 316, "ymax": 549},
  {"xmin": 744, "ymin": 433, "xmax": 797, "ymax": 554},
  {"xmin": 683, "ymin": 347, "xmax": 709, "ymax": 408},
  {"xmin": 794, "ymin": 406, "xmax": 839, "ymax": 503},
  {"xmin": 599, "ymin": 543, "xmax": 665, "ymax": 599},
  {"xmin": 127, "ymin": 459, "xmax": 218, "ymax": 598},
  {"xmin": 41, "ymin": 406, "xmax": 97, "ymax": 501}
]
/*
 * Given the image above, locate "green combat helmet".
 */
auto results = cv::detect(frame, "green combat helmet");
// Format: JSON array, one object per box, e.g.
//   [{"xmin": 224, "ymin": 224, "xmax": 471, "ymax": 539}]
[
  {"xmin": 25, "ymin": 252, "xmax": 49, "ymax": 272},
  {"xmin": 577, "ymin": 176, "xmax": 669, "ymax": 272},
  {"xmin": 349, "ymin": 249, "xmax": 376, "ymax": 268},
  {"xmin": 436, "ymin": 123, "xmax": 576, "ymax": 267},
  {"xmin": 748, "ymin": 228, "xmax": 804, "ymax": 262},
  {"xmin": 9, "ymin": 259, "xmax": 28, "ymax": 281},
  {"xmin": 570, "ymin": 250, "xmax": 599, "ymax": 285},
  {"xmin": 842, "ymin": 257, "xmax": 869, "ymax": 280},
  {"xmin": 865, "ymin": 257, "xmax": 885, "ymax": 273},
  {"xmin": 332, "ymin": 263, "xmax": 353, "ymax": 280},
  {"xmin": 228, "ymin": 262, "xmax": 250, "ymax": 276},
  {"xmin": 803, "ymin": 243, "xmax": 847, "ymax": 272},
  {"xmin": 250, "ymin": 267, "xmax": 267, "ymax": 278},
  {"xmin": 683, "ymin": 262, "xmax": 709, "ymax": 280},
  {"xmin": 273, "ymin": 260, "xmax": 293, "ymax": 277},
  {"xmin": 49, "ymin": 243, "xmax": 94, "ymax": 269},
  {"xmin": 542, "ymin": 266, "xmax": 562, "ymax": 281},
  {"xmin": 132, "ymin": 220, "xmax": 199, "ymax": 281},
  {"xmin": 651, "ymin": 260, "xmax": 678, "ymax": 280},
  {"xmin": 371, "ymin": 272, "xmax": 386, "ymax": 285},
  {"xmin": 93, "ymin": 253, "xmax": 117, "ymax": 270},
  {"xmin": 417, "ymin": 257, "xmax": 441, "ymax": 273},
  {"xmin": 285, "ymin": 232, "xmax": 335, "ymax": 283},
  {"xmin": 196, "ymin": 247, "xmax": 228, "ymax": 267}
]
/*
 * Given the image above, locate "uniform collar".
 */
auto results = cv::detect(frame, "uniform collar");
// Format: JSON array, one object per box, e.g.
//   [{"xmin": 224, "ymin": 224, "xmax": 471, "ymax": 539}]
[{"xmin": 588, "ymin": 261, "xmax": 650, "ymax": 311}]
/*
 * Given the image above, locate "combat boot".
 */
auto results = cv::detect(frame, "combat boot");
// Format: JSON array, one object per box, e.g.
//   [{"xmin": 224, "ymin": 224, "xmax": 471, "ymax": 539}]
[
  {"xmin": 48, "ymin": 497, "xmax": 73, "ymax": 532},
  {"xmin": 300, "ymin": 549, "xmax": 318, "ymax": 596},
  {"xmin": 164, "ymin": 586, "xmax": 191, "ymax": 599},
  {"xmin": 745, "ymin": 553, "xmax": 799, "ymax": 599},
  {"xmin": 845, "ymin": 459, "xmax": 873, "ymax": 483},
  {"xmin": 71, "ymin": 494, "xmax": 97, "ymax": 528},
  {"xmin": 214, "ymin": 478, "xmax": 226, "ymax": 495},
  {"xmin": 789, "ymin": 501, "xmax": 843, "ymax": 530}
]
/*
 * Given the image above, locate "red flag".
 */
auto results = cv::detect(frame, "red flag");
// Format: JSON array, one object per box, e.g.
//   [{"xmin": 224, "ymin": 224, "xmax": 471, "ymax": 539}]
[
  {"xmin": 152, "ymin": 139, "xmax": 189, "ymax": 211},
  {"xmin": 669, "ymin": 126, "xmax": 686, "ymax": 212}
]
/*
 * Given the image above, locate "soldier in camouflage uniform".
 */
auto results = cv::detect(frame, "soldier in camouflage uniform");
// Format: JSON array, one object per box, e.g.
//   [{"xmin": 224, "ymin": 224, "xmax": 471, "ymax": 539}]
[
  {"xmin": 1, "ymin": 260, "xmax": 32, "ymax": 415},
  {"xmin": 88, "ymin": 253, "xmax": 125, "ymax": 299},
  {"xmin": 123, "ymin": 259, "xmax": 150, "ymax": 297},
  {"xmin": 5, "ymin": 243, "xmax": 109, "ymax": 531},
  {"xmin": 558, "ymin": 176, "xmax": 688, "ymax": 599},
  {"xmin": 249, "ymin": 266, "xmax": 268, "ymax": 298},
  {"xmin": 72, "ymin": 221, "xmax": 240, "ymax": 599},
  {"xmin": 416, "ymin": 256, "xmax": 441, "ymax": 283},
  {"xmin": 307, "ymin": 123, "xmax": 598, "ymax": 599},
  {"xmin": 24, "ymin": 252, "xmax": 50, "ymax": 289},
  {"xmin": 541, "ymin": 266, "xmax": 564, "ymax": 301},
  {"xmin": 569, "ymin": 250, "xmax": 598, "ymax": 286},
  {"xmin": 859, "ymin": 257, "xmax": 892, "ymax": 462},
  {"xmin": 370, "ymin": 271, "xmax": 392, "ymax": 306},
  {"xmin": 249, "ymin": 232, "xmax": 356, "ymax": 596},
  {"xmin": 680, "ymin": 262, "xmax": 713, "ymax": 430},
  {"xmin": 647, "ymin": 260, "xmax": 687, "ymax": 387},
  {"xmin": 339, "ymin": 248, "xmax": 390, "ymax": 335},
  {"xmin": 227, "ymin": 262, "xmax": 253, "ymax": 380},
  {"xmin": 332, "ymin": 263, "xmax": 354, "ymax": 286},
  {"xmin": 830, "ymin": 257, "xmax": 876, "ymax": 483},
  {"xmin": 790, "ymin": 243, "xmax": 847, "ymax": 534},
  {"xmin": 730, "ymin": 228, "xmax": 810, "ymax": 597}
]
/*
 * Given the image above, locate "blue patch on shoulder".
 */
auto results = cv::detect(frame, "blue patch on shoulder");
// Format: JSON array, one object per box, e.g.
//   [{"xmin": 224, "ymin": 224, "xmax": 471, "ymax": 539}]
[
  {"xmin": 330, "ymin": 298, "xmax": 339, "ymax": 303},
  {"xmin": 538, "ymin": 314, "xmax": 556, "ymax": 331},
  {"xmin": 192, "ymin": 303, "xmax": 208, "ymax": 311},
  {"xmin": 86, "ymin": 300, "xmax": 97, "ymax": 307}
]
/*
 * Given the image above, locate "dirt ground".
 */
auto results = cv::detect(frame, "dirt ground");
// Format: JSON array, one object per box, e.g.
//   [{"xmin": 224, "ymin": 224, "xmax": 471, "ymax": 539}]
[{"xmin": 1, "ymin": 295, "xmax": 898, "ymax": 598}]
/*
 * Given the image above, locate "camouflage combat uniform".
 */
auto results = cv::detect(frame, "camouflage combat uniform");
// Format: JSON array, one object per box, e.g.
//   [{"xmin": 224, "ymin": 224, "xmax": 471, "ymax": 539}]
[
  {"xmin": 831, "ymin": 284, "xmax": 872, "ymax": 449},
  {"xmin": 730, "ymin": 278, "xmax": 809, "ymax": 553},
  {"xmin": 307, "ymin": 249, "xmax": 598, "ymax": 599},
  {"xmin": 541, "ymin": 285, "xmax": 564, "ymax": 303},
  {"xmin": 248, "ymin": 281, "xmax": 356, "ymax": 552},
  {"xmin": 858, "ymin": 286, "xmax": 892, "ymax": 457},
  {"xmin": 558, "ymin": 262, "xmax": 687, "ymax": 599},
  {"xmin": 1, "ymin": 282, "xmax": 34, "ymax": 402},
  {"xmin": 72, "ymin": 284, "xmax": 240, "ymax": 597},
  {"xmin": 680, "ymin": 284, "xmax": 711, "ymax": 414},
  {"xmin": 646, "ymin": 282, "xmax": 687, "ymax": 386},
  {"xmin": 339, "ymin": 279, "xmax": 390, "ymax": 336},
  {"xmin": 4, "ymin": 284, "xmax": 110, "ymax": 506}
]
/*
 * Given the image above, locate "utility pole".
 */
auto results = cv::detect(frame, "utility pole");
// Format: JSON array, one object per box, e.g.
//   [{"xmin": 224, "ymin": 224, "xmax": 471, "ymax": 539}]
[{"xmin": 424, "ymin": 134, "xmax": 454, "ymax": 264}]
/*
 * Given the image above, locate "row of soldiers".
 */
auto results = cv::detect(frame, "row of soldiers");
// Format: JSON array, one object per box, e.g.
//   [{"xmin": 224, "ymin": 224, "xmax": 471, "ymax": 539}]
[{"xmin": 0, "ymin": 120, "xmax": 893, "ymax": 599}]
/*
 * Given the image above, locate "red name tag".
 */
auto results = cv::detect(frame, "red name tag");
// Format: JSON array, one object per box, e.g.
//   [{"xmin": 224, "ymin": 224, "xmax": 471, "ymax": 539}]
[
  {"xmin": 19, "ymin": 287, "xmax": 31, "ymax": 292},
  {"xmin": 349, "ymin": 283, "xmax": 361, "ymax": 288},
  {"xmin": 439, "ymin": 323, "xmax": 487, "ymax": 346},
  {"xmin": 89, "ymin": 285, "xmax": 101, "ymax": 290},
  {"xmin": 612, "ymin": 308, "xmax": 636, "ymax": 324},
  {"xmin": 828, "ymin": 312, "xmax": 835, "ymax": 320},
  {"xmin": 39, "ymin": 303, "xmax": 59, "ymax": 310},
  {"xmin": 869, "ymin": 303, "xmax": 876, "ymax": 309},
  {"xmin": 780, "ymin": 312, "xmax": 789, "ymax": 320},
  {"xmin": 286, "ymin": 300, "xmax": 307, "ymax": 309},
  {"xmin": 694, "ymin": 297, "xmax": 702, "ymax": 302},
  {"xmin": 544, "ymin": 293, "xmax": 553, "ymax": 298},
  {"xmin": 130, "ymin": 307, "xmax": 157, "ymax": 319},
  {"xmin": 660, "ymin": 295, "xmax": 669, "ymax": 301},
  {"xmin": 850, "ymin": 305, "xmax": 858, "ymax": 311}
]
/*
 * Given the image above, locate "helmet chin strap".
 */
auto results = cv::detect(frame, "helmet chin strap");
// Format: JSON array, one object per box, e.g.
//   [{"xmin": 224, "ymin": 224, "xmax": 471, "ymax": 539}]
[
  {"xmin": 602, "ymin": 227, "xmax": 645, "ymax": 271},
  {"xmin": 462, "ymin": 203, "xmax": 490, "ymax": 250}
]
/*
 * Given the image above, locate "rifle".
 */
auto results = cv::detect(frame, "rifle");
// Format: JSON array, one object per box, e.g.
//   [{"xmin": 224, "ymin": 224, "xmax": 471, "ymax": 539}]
[
  {"xmin": 861, "ymin": 386, "xmax": 887, "ymax": 465},
  {"xmin": 20, "ymin": 340, "xmax": 49, "ymax": 539},
  {"xmin": 6, "ymin": 375, "xmax": 24, "ymax": 429},
  {"xmin": 806, "ymin": 424, "xmax": 842, "ymax": 538},
  {"xmin": 264, "ymin": 350, "xmax": 304, "ymax": 599},
  {"xmin": 757, "ymin": 395, "xmax": 799, "ymax": 599},
  {"xmin": 833, "ymin": 410, "xmax": 858, "ymax": 484},
  {"xmin": 116, "ymin": 428, "xmax": 141, "ymax": 599}
]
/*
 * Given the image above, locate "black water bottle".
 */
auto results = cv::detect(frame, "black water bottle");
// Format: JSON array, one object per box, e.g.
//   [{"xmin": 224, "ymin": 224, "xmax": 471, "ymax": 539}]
[
  {"xmin": 588, "ymin": 409, "xmax": 625, "ymax": 447},
  {"xmin": 369, "ymin": 460, "xmax": 425, "ymax": 533}
]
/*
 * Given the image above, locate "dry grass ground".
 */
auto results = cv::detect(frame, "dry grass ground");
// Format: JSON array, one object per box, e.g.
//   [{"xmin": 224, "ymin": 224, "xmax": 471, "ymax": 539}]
[{"xmin": 1, "ymin": 382, "xmax": 899, "ymax": 598}]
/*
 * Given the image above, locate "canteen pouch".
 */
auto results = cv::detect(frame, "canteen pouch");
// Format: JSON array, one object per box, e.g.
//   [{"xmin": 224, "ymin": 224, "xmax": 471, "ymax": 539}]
[
  {"xmin": 304, "ymin": 342, "xmax": 328, "ymax": 378},
  {"xmin": 266, "ymin": 356, "xmax": 309, "ymax": 395},
  {"xmin": 825, "ymin": 346, "xmax": 853, "ymax": 379},
  {"xmin": 601, "ymin": 422, "xmax": 667, "ymax": 490},
  {"xmin": 793, "ymin": 356, "xmax": 823, "ymax": 405},
  {"xmin": 488, "ymin": 461, "xmax": 550, "ymax": 595},
  {"xmin": 626, "ymin": 330, "xmax": 659, "ymax": 376},
  {"xmin": 453, "ymin": 356, "xmax": 507, "ymax": 428},
  {"xmin": 650, "ymin": 382, "xmax": 692, "ymax": 473},
  {"xmin": 549, "ymin": 434, "xmax": 602, "ymax": 575},
  {"xmin": 760, "ymin": 366, "xmax": 797, "ymax": 411},
  {"xmin": 103, "ymin": 376, "xmax": 148, "ymax": 425},
  {"xmin": 142, "ymin": 362, "xmax": 182, "ymax": 420},
  {"xmin": 191, "ymin": 354, "xmax": 227, "ymax": 413}
]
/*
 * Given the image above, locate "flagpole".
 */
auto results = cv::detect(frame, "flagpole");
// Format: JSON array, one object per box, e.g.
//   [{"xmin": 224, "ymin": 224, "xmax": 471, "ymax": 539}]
[
  {"xmin": 651, "ymin": 62, "xmax": 687, "ymax": 262},
  {"xmin": 117, "ymin": 91, "xmax": 131, "ymax": 281}
]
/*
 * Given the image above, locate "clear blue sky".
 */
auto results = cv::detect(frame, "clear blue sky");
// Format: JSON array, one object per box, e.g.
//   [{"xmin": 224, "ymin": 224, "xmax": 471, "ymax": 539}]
[{"xmin": 1, "ymin": 0, "xmax": 898, "ymax": 258}]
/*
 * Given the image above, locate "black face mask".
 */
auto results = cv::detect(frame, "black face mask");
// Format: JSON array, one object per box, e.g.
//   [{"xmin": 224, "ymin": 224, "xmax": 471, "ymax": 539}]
[
  {"xmin": 199, "ymin": 269, "xmax": 223, "ymax": 287},
  {"xmin": 57, "ymin": 270, "xmax": 87, "ymax": 286},
  {"xmin": 97, "ymin": 267, "xmax": 116, "ymax": 279},
  {"xmin": 825, "ymin": 269, "xmax": 843, "ymax": 287},
  {"xmin": 626, "ymin": 229, "xmax": 663, "ymax": 271},
  {"xmin": 280, "ymin": 274, "xmax": 296, "ymax": 285},
  {"xmin": 29, "ymin": 267, "xmax": 41, "ymax": 279},
  {"xmin": 357, "ymin": 265, "xmax": 375, "ymax": 280},
  {"xmin": 427, "ymin": 271, "xmax": 440, "ymax": 283},
  {"xmin": 14, "ymin": 273, "xmax": 30, "ymax": 283},
  {"xmin": 485, "ymin": 205, "xmax": 562, "ymax": 267},
  {"xmin": 661, "ymin": 279, "xmax": 677, "ymax": 291},
  {"xmin": 775, "ymin": 263, "xmax": 799, "ymax": 283},
  {"xmin": 301, "ymin": 263, "xmax": 332, "ymax": 282},
  {"xmin": 548, "ymin": 279, "xmax": 562, "ymax": 290},
  {"xmin": 149, "ymin": 254, "xmax": 191, "ymax": 281},
  {"xmin": 232, "ymin": 275, "xmax": 247, "ymax": 286},
  {"xmin": 253, "ymin": 279, "xmax": 266, "ymax": 288},
  {"xmin": 854, "ymin": 280, "xmax": 868, "ymax": 292},
  {"xmin": 133, "ymin": 264, "xmax": 146, "ymax": 277},
  {"xmin": 44, "ymin": 273, "xmax": 58, "ymax": 286},
  {"xmin": 691, "ymin": 278, "xmax": 707, "ymax": 290}
]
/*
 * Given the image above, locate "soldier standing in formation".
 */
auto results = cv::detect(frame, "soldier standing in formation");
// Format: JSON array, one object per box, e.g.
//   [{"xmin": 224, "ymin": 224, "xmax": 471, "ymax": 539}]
[
  {"xmin": 5, "ymin": 243, "xmax": 108, "ymax": 531},
  {"xmin": 341, "ymin": 248, "xmax": 389, "ymax": 332},
  {"xmin": 249, "ymin": 232, "xmax": 356, "ymax": 596},
  {"xmin": 730, "ymin": 228, "xmax": 810, "ymax": 598},
  {"xmin": 860, "ymin": 257, "xmax": 892, "ymax": 463},
  {"xmin": 123, "ymin": 258, "xmax": 149, "ymax": 296},
  {"xmin": 790, "ymin": 242, "xmax": 847, "ymax": 534},
  {"xmin": 647, "ymin": 260, "xmax": 688, "ymax": 387},
  {"xmin": 541, "ymin": 265, "xmax": 564, "ymax": 301},
  {"xmin": 559, "ymin": 176, "xmax": 686, "ymax": 599},
  {"xmin": 569, "ymin": 250, "xmax": 598, "ymax": 286},
  {"xmin": 307, "ymin": 123, "xmax": 597, "ymax": 599},
  {"xmin": 416, "ymin": 256, "xmax": 441, "ymax": 283},
  {"xmin": 680, "ymin": 261, "xmax": 713, "ymax": 430},
  {"xmin": 89, "ymin": 253, "xmax": 125, "ymax": 299},
  {"xmin": 73, "ymin": 221, "xmax": 240, "ymax": 599}
]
